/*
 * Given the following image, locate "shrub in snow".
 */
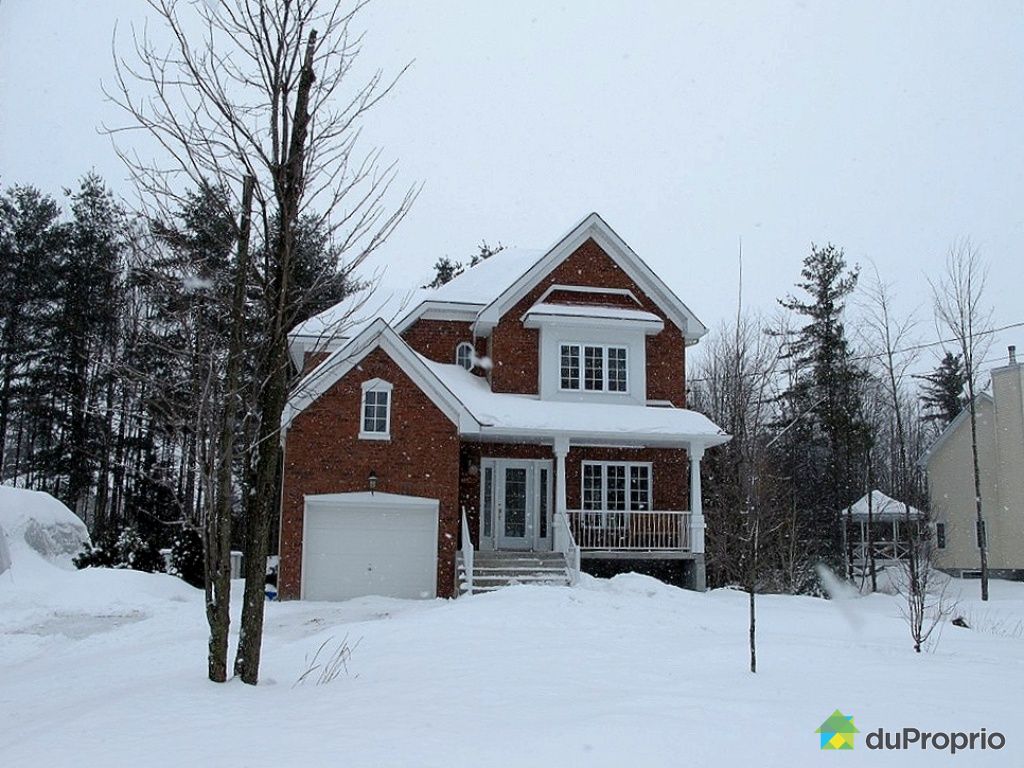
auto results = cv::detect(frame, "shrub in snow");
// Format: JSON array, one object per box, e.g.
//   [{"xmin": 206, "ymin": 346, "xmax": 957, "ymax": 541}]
[
  {"xmin": 168, "ymin": 528, "xmax": 204, "ymax": 588},
  {"xmin": 74, "ymin": 525, "xmax": 165, "ymax": 573}
]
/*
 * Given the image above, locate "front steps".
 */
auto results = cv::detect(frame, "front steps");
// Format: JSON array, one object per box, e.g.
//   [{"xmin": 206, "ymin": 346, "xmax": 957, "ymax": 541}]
[{"xmin": 458, "ymin": 550, "xmax": 572, "ymax": 595}]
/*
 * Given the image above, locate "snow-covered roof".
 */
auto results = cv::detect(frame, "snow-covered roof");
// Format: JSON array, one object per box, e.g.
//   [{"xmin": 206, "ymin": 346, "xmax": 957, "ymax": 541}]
[
  {"xmin": 291, "ymin": 248, "xmax": 544, "ymax": 342},
  {"xmin": 474, "ymin": 213, "xmax": 708, "ymax": 340},
  {"xmin": 287, "ymin": 248, "xmax": 546, "ymax": 369},
  {"xmin": 284, "ymin": 315, "xmax": 729, "ymax": 447},
  {"xmin": 842, "ymin": 491, "xmax": 923, "ymax": 521},
  {"xmin": 424, "ymin": 357, "xmax": 729, "ymax": 446},
  {"xmin": 288, "ymin": 212, "xmax": 711, "ymax": 370}
]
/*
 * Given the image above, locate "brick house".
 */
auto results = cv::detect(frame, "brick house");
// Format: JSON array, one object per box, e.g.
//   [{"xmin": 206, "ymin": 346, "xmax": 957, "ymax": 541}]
[{"xmin": 278, "ymin": 213, "xmax": 729, "ymax": 600}]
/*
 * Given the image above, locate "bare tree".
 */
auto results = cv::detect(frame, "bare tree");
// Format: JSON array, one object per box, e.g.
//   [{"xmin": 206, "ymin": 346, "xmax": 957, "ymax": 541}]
[
  {"xmin": 859, "ymin": 266, "xmax": 922, "ymax": 590},
  {"xmin": 891, "ymin": 530, "xmax": 956, "ymax": 652},
  {"xmin": 928, "ymin": 242, "xmax": 992, "ymax": 601},
  {"xmin": 106, "ymin": 0, "xmax": 415, "ymax": 683}
]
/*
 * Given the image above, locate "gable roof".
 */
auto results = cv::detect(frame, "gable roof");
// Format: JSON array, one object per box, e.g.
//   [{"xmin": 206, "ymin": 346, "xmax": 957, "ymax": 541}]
[
  {"xmin": 918, "ymin": 392, "xmax": 993, "ymax": 468},
  {"xmin": 287, "ymin": 213, "xmax": 708, "ymax": 368},
  {"xmin": 473, "ymin": 212, "xmax": 708, "ymax": 341},
  {"xmin": 287, "ymin": 247, "xmax": 545, "ymax": 367},
  {"xmin": 282, "ymin": 318, "xmax": 480, "ymax": 436}
]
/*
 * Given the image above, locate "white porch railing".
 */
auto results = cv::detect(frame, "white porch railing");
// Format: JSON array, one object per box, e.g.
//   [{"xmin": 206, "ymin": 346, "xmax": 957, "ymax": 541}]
[
  {"xmin": 567, "ymin": 510, "xmax": 692, "ymax": 552},
  {"xmin": 461, "ymin": 507, "xmax": 474, "ymax": 595},
  {"xmin": 554, "ymin": 512, "xmax": 581, "ymax": 584}
]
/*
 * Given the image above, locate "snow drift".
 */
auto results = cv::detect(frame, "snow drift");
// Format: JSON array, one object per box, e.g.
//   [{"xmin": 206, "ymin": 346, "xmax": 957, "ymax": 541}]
[{"xmin": 0, "ymin": 485, "xmax": 90, "ymax": 568}]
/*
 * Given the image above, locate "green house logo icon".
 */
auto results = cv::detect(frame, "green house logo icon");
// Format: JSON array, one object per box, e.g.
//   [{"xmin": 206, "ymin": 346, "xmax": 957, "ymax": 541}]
[{"xmin": 816, "ymin": 710, "xmax": 859, "ymax": 750}]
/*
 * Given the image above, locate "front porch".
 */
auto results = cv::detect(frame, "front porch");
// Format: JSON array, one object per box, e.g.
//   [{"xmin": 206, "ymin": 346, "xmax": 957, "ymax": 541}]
[{"xmin": 458, "ymin": 434, "xmax": 719, "ymax": 593}]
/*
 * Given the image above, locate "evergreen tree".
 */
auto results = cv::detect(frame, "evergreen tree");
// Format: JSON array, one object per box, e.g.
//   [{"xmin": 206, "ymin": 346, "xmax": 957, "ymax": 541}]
[
  {"xmin": 777, "ymin": 243, "xmax": 868, "ymax": 577},
  {"xmin": 0, "ymin": 186, "xmax": 65, "ymax": 482},
  {"xmin": 423, "ymin": 240, "xmax": 504, "ymax": 288},
  {"xmin": 918, "ymin": 351, "xmax": 966, "ymax": 427}
]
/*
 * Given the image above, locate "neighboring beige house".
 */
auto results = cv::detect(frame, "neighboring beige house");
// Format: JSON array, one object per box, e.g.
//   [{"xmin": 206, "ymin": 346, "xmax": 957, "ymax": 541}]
[{"xmin": 923, "ymin": 347, "xmax": 1024, "ymax": 579}]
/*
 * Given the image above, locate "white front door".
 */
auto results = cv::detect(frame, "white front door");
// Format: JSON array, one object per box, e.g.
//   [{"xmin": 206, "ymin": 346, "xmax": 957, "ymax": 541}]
[
  {"xmin": 483, "ymin": 459, "xmax": 553, "ymax": 552},
  {"xmin": 497, "ymin": 461, "xmax": 532, "ymax": 550}
]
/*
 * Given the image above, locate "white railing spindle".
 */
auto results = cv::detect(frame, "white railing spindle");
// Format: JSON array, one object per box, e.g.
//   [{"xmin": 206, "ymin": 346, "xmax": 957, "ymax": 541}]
[
  {"xmin": 565, "ymin": 510, "xmax": 693, "ymax": 553},
  {"xmin": 461, "ymin": 507, "xmax": 474, "ymax": 596}
]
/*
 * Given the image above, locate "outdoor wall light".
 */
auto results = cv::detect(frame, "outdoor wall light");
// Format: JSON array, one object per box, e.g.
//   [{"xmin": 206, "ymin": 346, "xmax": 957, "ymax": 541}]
[{"xmin": 368, "ymin": 469, "xmax": 378, "ymax": 494}]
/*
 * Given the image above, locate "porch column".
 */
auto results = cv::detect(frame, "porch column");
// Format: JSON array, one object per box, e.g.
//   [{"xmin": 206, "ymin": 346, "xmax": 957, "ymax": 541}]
[
  {"xmin": 553, "ymin": 436, "xmax": 570, "ymax": 548},
  {"xmin": 688, "ymin": 443, "xmax": 705, "ymax": 554},
  {"xmin": 688, "ymin": 442, "xmax": 707, "ymax": 592}
]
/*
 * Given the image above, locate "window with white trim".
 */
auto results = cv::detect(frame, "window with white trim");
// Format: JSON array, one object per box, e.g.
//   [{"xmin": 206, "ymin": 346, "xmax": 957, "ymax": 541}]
[
  {"xmin": 560, "ymin": 344, "xmax": 628, "ymax": 392},
  {"xmin": 359, "ymin": 379, "xmax": 392, "ymax": 439},
  {"xmin": 581, "ymin": 461, "xmax": 651, "ymax": 528},
  {"xmin": 456, "ymin": 342, "xmax": 475, "ymax": 371}
]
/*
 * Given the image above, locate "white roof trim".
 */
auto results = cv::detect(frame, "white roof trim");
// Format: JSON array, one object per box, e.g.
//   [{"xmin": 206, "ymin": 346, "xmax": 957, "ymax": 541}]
[
  {"xmin": 282, "ymin": 318, "xmax": 481, "ymax": 436},
  {"xmin": 918, "ymin": 392, "xmax": 993, "ymax": 468},
  {"xmin": 305, "ymin": 491, "xmax": 440, "ymax": 508},
  {"xmin": 474, "ymin": 426, "xmax": 729, "ymax": 449},
  {"xmin": 535, "ymin": 283, "xmax": 642, "ymax": 306},
  {"xmin": 522, "ymin": 303, "xmax": 664, "ymax": 334},
  {"xmin": 473, "ymin": 213, "xmax": 708, "ymax": 340}
]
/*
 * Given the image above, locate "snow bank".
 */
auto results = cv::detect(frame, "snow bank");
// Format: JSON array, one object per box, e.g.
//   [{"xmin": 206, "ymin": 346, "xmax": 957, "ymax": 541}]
[{"xmin": 0, "ymin": 485, "xmax": 90, "ymax": 567}]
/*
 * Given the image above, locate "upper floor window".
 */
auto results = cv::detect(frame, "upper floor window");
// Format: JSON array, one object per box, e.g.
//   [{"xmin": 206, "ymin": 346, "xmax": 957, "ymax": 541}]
[
  {"xmin": 456, "ymin": 342, "xmax": 475, "ymax": 371},
  {"xmin": 560, "ymin": 343, "xmax": 628, "ymax": 392},
  {"xmin": 935, "ymin": 522, "xmax": 946, "ymax": 550},
  {"xmin": 359, "ymin": 379, "xmax": 392, "ymax": 440}
]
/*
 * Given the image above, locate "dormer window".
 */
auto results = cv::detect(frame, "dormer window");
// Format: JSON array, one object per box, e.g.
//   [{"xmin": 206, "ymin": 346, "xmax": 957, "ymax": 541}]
[
  {"xmin": 456, "ymin": 342, "xmax": 475, "ymax": 371},
  {"xmin": 560, "ymin": 343, "xmax": 628, "ymax": 392},
  {"xmin": 359, "ymin": 379, "xmax": 392, "ymax": 440}
]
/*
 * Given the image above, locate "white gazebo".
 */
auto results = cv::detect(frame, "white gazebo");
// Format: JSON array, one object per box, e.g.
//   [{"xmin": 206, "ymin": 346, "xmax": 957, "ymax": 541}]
[{"xmin": 841, "ymin": 490, "xmax": 925, "ymax": 565}]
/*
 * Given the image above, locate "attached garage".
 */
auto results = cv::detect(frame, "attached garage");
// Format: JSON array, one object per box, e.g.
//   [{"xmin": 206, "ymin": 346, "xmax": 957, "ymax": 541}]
[{"xmin": 301, "ymin": 492, "xmax": 439, "ymax": 601}]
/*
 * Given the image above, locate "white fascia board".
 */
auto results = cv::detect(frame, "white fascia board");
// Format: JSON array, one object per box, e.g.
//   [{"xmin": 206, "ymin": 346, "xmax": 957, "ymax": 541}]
[
  {"xmin": 522, "ymin": 310, "xmax": 664, "ymax": 336},
  {"xmin": 536, "ymin": 283, "xmax": 641, "ymax": 305},
  {"xmin": 473, "ymin": 213, "xmax": 708, "ymax": 340},
  {"xmin": 473, "ymin": 426, "xmax": 731, "ymax": 449},
  {"xmin": 917, "ymin": 392, "xmax": 993, "ymax": 469},
  {"xmin": 417, "ymin": 301, "xmax": 485, "ymax": 323},
  {"xmin": 282, "ymin": 318, "xmax": 481, "ymax": 436}
]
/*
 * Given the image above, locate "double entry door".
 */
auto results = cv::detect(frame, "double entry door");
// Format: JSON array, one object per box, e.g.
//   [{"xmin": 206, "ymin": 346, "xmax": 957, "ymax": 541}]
[{"xmin": 480, "ymin": 458, "xmax": 553, "ymax": 551}]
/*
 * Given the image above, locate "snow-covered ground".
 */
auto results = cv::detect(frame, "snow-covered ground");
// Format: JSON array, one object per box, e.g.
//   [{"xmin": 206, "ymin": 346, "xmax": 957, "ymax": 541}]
[{"xmin": 2, "ymin": 549, "xmax": 1022, "ymax": 767}]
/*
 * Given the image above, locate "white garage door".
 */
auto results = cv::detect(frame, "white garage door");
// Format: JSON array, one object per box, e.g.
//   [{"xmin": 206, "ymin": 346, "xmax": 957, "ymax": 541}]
[{"xmin": 302, "ymin": 492, "xmax": 439, "ymax": 601}]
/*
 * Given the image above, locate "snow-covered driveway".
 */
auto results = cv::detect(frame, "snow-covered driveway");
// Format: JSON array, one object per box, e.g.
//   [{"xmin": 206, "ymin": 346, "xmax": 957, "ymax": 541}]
[{"xmin": 2, "ymin": 552, "xmax": 1022, "ymax": 767}]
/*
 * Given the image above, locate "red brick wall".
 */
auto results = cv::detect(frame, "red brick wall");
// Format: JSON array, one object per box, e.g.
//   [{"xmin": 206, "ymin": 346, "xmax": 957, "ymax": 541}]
[
  {"xmin": 401, "ymin": 319, "xmax": 485, "ymax": 366},
  {"xmin": 488, "ymin": 238, "xmax": 687, "ymax": 405},
  {"xmin": 279, "ymin": 347, "xmax": 461, "ymax": 599},
  {"xmin": 458, "ymin": 442, "xmax": 690, "ymax": 545}
]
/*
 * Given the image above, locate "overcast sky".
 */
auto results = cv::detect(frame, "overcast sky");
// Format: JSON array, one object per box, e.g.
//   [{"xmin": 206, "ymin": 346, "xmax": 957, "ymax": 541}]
[{"xmin": 2, "ymin": 1, "xmax": 1022, "ymax": 377}]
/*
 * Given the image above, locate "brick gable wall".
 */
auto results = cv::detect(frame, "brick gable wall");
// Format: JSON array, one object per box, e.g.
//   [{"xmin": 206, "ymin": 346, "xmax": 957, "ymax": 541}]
[
  {"xmin": 279, "ymin": 347, "xmax": 461, "ymax": 599},
  {"xmin": 488, "ymin": 238, "xmax": 687, "ymax": 405},
  {"xmin": 400, "ymin": 318, "xmax": 486, "ymax": 369}
]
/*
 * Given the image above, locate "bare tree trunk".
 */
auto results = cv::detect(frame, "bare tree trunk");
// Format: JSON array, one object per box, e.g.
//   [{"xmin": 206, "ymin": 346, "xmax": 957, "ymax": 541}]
[
  {"xmin": 205, "ymin": 175, "xmax": 254, "ymax": 683},
  {"xmin": 235, "ymin": 31, "xmax": 318, "ymax": 685},
  {"xmin": 966, "ymin": 384, "xmax": 989, "ymax": 600},
  {"xmin": 867, "ymin": 461, "xmax": 877, "ymax": 593}
]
